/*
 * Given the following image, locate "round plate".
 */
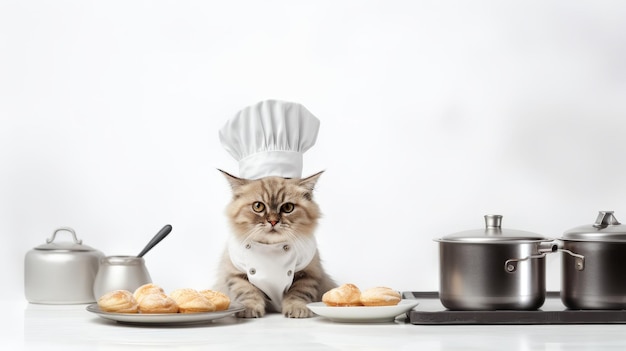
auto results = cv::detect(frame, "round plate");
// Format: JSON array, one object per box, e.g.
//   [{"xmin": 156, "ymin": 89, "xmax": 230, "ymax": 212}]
[
  {"xmin": 86, "ymin": 303, "xmax": 245, "ymax": 325},
  {"xmin": 306, "ymin": 300, "xmax": 419, "ymax": 323}
]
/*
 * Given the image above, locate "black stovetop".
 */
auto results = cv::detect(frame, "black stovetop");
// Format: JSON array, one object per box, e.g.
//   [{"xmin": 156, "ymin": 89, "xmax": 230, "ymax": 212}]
[{"xmin": 403, "ymin": 291, "xmax": 626, "ymax": 325}]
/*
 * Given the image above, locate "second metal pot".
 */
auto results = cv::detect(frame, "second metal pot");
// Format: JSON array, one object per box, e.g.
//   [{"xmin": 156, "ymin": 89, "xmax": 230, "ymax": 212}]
[
  {"xmin": 436, "ymin": 214, "xmax": 557, "ymax": 310},
  {"xmin": 560, "ymin": 210, "xmax": 626, "ymax": 310}
]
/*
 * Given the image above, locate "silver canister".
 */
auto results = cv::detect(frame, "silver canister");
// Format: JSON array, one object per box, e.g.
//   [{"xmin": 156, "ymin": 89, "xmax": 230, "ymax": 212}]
[
  {"xmin": 93, "ymin": 256, "xmax": 152, "ymax": 300},
  {"xmin": 25, "ymin": 227, "xmax": 105, "ymax": 304}
]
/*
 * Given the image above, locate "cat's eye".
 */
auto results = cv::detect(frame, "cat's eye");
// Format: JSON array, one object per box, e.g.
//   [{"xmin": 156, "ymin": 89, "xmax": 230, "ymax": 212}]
[
  {"xmin": 281, "ymin": 202, "xmax": 295, "ymax": 213},
  {"xmin": 252, "ymin": 202, "xmax": 265, "ymax": 213}
]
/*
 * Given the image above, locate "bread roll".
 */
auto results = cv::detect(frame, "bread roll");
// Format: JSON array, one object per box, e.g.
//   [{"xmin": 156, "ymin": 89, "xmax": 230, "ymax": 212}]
[
  {"xmin": 360, "ymin": 287, "xmax": 401, "ymax": 306},
  {"xmin": 170, "ymin": 288, "xmax": 216, "ymax": 313},
  {"xmin": 97, "ymin": 290, "xmax": 139, "ymax": 313},
  {"xmin": 199, "ymin": 290, "xmax": 231, "ymax": 311},
  {"xmin": 322, "ymin": 283, "xmax": 363, "ymax": 307}
]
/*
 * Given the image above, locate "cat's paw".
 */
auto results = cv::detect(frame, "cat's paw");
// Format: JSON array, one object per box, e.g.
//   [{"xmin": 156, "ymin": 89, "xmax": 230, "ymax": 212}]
[
  {"xmin": 282, "ymin": 301, "xmax": 314, "ymax": 318},
  {"xmin": 236, "ymin": 304, "xmax": 266, "ymax": 318}
]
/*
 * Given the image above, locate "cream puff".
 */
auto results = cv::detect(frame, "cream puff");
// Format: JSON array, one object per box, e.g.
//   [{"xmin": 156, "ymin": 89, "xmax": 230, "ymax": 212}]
[
  {"xmin": 322, "ymin": 283, "xmax": 363, "ymax": 307},
  {"xmin": 170, "ymin": 288, "xmax": 216, "ymax": 313},
  {"xmin": 137, "ymin": 293, "xmax": 179, "ymax": 313},
  {"xmin": 360, "ymin": 287, "xmax": 401, "ymax": 306},
  {"xmin": 97, "ymin": 290, "xmax": 139, "ymax": 313}
]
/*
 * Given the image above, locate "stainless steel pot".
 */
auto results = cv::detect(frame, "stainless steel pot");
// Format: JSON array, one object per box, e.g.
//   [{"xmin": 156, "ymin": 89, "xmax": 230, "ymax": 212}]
[
  {"xmin": 560, "ymin": 210, "xmax": 626, "ymax": 310},
  {"xmin": 25, "ymin": 227, "xmax": 105, "ymax": 304},
  {"xmin": 435, "ymin": 214, "xmax": 557, "ymax": 310}
]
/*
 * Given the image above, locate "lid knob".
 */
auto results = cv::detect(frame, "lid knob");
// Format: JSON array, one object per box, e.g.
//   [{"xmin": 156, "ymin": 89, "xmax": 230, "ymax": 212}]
[
  {"xmin": 593, "ymin": 211, "xmax": 621, "ymax": 228},
  {"xmin": 46, "ymin": 227, "xmax": 82, "ymax": 245},
  {"xmin": 484, "ymin": 214, "xmax": 503, "ymax": 229}
]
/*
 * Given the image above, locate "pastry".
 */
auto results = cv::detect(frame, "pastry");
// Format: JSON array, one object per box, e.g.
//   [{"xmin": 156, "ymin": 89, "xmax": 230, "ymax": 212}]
[
  {"xmin": 322, "ymin": 283, "xmax": 363, "ymax": 306},
  {"xmin": 133, "ymin": 283, "xmax": 165, "ymax": 303},
  {"xmin": 170, "ymin": 288, "xmax": 216, "ymax": 313},
  {"xmin": 170, "ymin": 288, "xmax": 196, "ymax": 301},
  {"xmin": 360, "ymin": 287, "xmax": 401, "ymax": 306},
  {"xmin": 137, "ymin": 292, "xmax": 179, "ymax": 313},
  {"xmin": 199, "ymin": 289, "xmax": 231, "ymax": 311},
  {"xmin": 97, "ymin": 290, "xmax": 139, "ymax": 313},
  {"xmin": 98, "ymin": 285, "xmax": 230, "ymax": 314}
]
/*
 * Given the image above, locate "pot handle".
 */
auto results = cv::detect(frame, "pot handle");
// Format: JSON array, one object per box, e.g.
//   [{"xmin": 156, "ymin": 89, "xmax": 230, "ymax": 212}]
[
  {"xmin": 504, "ymin": 242, "xmax": 557, "ymax": 273},
  {"xmin": 560, "ymin": 249, "xmax": 585, "ymax": 271},
  {"xmin": 46, "ymin": 227, "xmax": 82, "ymax": 245}
]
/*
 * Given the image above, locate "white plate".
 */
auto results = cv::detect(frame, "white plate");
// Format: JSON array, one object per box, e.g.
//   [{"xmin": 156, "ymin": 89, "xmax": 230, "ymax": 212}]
[
  {"xmin": 86, "ymin": 303, "xmax": 244, "ymax": 325},
  {"xmin": 306, "ymin": 300, "xmax": 419, "ymax": 323}
]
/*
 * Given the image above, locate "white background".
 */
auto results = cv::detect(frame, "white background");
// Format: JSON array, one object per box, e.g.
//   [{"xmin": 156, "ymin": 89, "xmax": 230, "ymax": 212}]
[{"xmin": 2, "ymin": 0, "xmax": 626, "ymax": 301}]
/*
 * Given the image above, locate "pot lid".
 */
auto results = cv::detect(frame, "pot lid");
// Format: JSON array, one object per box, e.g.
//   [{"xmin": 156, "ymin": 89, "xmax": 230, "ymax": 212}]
[
  {"xmin": 439, "ymin": 214, "xmax": 547, "ymax": 243},
  {"xmin": 33, "ymin": 227, "xmax": 97, "ymax": 252},
  {"xmin": 562, "ymin": 211, "xmax": 626, "ymax": 242}
]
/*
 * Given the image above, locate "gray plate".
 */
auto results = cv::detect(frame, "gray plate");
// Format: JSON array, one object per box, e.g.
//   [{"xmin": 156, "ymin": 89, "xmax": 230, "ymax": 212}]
[{"xmin": 86, "ymin": 303, "xmax": 244, "ymax": 325}]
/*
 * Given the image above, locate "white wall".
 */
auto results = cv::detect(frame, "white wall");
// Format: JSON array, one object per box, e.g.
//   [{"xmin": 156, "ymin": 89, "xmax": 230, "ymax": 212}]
[{"xmin": 2, "ymin": 0, "xmax": 626, "ymax": 300}]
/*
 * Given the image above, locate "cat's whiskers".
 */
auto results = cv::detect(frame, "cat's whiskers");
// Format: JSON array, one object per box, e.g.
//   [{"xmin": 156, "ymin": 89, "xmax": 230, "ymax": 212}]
[
  {"xmin": 239, "ymin": 224, "xmax": 290, "ymax": 245},
  {"xmin": 284, "ymin": 229, "xmax": 314, "ymax": 254},
  {"xmin": 239, "ymin": 226, "xmax": 266, "ymax": 244}
]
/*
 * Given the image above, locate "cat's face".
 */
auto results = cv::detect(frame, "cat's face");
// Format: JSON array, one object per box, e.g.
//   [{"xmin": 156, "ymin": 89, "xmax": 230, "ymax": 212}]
[{"xmin": 221, "ymin": 170, "xmax": 323, "ymax": 244}]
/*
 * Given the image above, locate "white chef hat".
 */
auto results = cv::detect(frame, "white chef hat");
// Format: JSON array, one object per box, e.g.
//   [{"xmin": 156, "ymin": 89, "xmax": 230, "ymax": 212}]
[{"xmin": 219, "ymin": 100, "xmax": 320, "ymax": 179}]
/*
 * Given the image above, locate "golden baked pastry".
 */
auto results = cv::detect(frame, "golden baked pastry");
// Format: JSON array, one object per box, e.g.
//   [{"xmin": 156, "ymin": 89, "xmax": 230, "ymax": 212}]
[
  {"xmin": 138, "ymin": 293, "xmax": 179, "ymax": 314},
  {"xmin": 170, "ymin": 288, "xmax": 216, "ymax": 313},
  {"xmin": 322, "ymin": 283, "xmax": 363, "ymax": 307},
  {"xmin": 133, "ymin": 283, "xmax": 165, "ymax": 303},
  {"xmin": 98, "ymin": 285, "xmax": 230, "ymax": 314},
  {"xmin": 199, "ymin": 289, "xmax": 231, "ymax": 311},
  {"xmin": 360, "ymin": 287, "xmax": 401, "ymax": 306},
  {"xmin": 97, "ymin": 290, "xmax": 139, "ymax": 313}
]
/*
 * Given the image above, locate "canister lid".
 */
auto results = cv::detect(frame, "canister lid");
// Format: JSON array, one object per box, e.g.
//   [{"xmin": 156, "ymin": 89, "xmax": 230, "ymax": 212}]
[
  {"xmin": 34, "ymin": 227, "xmax": 97, "ymax": 252},
  {"xmin": 438, "ymin": 214, "xmax": 547, "ymax": 243},
  {"xmin": 562, "ymin": 211, "xmax": 626, "ymax": 242}
]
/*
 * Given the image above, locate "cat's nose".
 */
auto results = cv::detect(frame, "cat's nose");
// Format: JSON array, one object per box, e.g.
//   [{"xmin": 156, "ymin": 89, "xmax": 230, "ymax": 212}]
[{"xmin": 269, "ymin": 220, "xmax": 278, "ymax": 227}]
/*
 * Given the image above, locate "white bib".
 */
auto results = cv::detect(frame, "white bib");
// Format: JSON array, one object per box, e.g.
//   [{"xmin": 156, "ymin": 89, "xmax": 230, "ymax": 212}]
[{"xmin": 228, "ymin": 235, "xmax": 317, "ymax": 312}]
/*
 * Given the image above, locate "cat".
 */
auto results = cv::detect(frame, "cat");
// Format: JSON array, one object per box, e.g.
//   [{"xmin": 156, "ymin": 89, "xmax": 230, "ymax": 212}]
[{"xmin": 214, "ymin": 169, "xmax": 336, "ymax": 318}]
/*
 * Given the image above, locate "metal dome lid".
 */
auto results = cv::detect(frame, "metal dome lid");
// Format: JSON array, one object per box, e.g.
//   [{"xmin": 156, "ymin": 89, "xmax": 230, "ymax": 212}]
[
  {"xmin": 33, "ymin": 227, "xmax": 98, "ymax": 252},
  {"xmin": 437, "ymin": 214, "xmax": 548, "ymax": 243},
  {"xmin": 562, "ymin": 211, "xmax": 626, "ymax": 242}
]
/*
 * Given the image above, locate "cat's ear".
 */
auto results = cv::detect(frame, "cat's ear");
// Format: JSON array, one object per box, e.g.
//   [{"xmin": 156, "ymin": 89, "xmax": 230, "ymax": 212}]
[
  {"xmin": 218, "ymin": 169, "xmax": 248, "ymax": 190},
  {"xmin": 299, "ymin": 170, "xmax": 324, "ymax": 192}
]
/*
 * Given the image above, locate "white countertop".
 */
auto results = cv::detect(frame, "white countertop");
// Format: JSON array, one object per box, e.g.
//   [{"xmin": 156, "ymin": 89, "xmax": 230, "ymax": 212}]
[{"xmin": 6, "ymin": 299, "xmax": 626, "ymax": 350}]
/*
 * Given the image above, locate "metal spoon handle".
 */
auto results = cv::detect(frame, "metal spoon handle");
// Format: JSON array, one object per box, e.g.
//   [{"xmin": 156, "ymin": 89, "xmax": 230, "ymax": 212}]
[{"xmin": 137, "ymin": 224, "xmax": 172, "ymax": 258}]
